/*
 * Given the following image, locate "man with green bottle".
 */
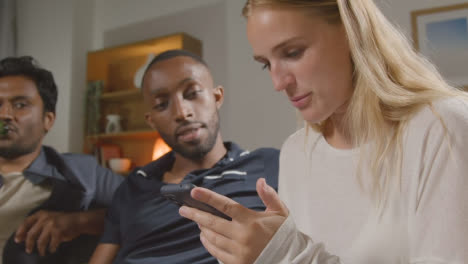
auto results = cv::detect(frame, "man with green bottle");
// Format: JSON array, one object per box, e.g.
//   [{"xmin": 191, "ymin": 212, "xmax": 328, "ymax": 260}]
[{"xmin": 0, "ymin": 56, "xmax": 123, "ymax": 264}]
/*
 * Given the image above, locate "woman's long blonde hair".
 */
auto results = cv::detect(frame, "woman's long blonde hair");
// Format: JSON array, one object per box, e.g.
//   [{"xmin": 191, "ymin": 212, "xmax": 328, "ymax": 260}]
[{"xmin": 243, "ymin": 0, "xmax": 468, "ymax": 205}]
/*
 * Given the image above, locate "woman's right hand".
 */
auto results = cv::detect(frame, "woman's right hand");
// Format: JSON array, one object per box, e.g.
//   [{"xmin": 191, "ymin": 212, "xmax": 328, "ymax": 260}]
[{"xmin": 179, "ymin": 178, "xmax": 289, "ymax": 264}]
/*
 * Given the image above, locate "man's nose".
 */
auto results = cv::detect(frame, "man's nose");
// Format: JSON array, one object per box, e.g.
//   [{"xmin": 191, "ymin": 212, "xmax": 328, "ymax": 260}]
[
  {"xmin": 172, "ymin": 99, "xmax": 193, "ymax": 122},
  {"xmin": 0, "ymin": 104, "xmax": 13, "ymax": 120}
]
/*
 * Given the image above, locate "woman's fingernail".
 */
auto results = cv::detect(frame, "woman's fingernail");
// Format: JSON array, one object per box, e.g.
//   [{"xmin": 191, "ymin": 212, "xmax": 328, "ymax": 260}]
[
  {"xmin": 179, "ymin": 206, "xmax": 188, "ymax": 216},
  {"xmin": 263, "ymin": 181, "xmax": 270, "ymax": 192},
  {"xmin": 191, "ymin": 188, "xmax": 202, "ymax": 199}
]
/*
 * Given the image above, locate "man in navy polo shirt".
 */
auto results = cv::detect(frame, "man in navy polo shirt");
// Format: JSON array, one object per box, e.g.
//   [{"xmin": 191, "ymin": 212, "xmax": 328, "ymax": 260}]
[
  {"xmin": 90, "ymin": 49, "xmax": 279, "ymax": 264},
  {"xmin": 0, "ymin": 56, "xmax": 123, "ymax": 263}
]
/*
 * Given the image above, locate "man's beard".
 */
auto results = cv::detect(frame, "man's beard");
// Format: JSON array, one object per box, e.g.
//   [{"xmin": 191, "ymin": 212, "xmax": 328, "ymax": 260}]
[
  {"xmin": 0, "ymin": 137, "xmax": 41, "ymax": 160},
  {"xmin": 159, "ymin": 111, "xmax": 220, "ymax": 161}
]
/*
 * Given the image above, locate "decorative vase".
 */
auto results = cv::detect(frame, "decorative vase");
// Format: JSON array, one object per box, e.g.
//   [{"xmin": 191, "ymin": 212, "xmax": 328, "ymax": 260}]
[{"xmin": 105, "ymin": 114, "xmax": 122, "ymax": 134}]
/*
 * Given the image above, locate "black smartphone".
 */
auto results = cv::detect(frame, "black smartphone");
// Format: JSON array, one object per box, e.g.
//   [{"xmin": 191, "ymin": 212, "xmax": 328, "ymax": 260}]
[{"xmin": 160, "ymin": 183, "xmax": 231, "ymax": 221}]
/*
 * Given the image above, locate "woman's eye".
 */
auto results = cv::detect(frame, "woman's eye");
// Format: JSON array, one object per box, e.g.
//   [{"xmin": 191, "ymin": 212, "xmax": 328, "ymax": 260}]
[
  {"xmin": 285, "ymin": 49, "xmax": 303, "ymax": 58},
  {"xmin": 261, "ymin": 62, "xmax": 270, "ymax": 71}
]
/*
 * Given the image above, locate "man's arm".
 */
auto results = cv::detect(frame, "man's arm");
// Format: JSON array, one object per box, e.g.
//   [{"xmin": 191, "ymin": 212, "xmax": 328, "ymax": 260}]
[
  {"xmin": 14, "ymin": 209, "xmax": 107, "ymax": 256},
  {"xmin": 89, "ymin": 243, "xmax": 120, "ymax": 264}
]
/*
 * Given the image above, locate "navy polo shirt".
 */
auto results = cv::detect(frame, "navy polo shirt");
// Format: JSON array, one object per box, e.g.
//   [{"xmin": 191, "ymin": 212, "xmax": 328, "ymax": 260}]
[{"xmin": 101, "ymin": 142, "xmax": 279, "ymax": 264}]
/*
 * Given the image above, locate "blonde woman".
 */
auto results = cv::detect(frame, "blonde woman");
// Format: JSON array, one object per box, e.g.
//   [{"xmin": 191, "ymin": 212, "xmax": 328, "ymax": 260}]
[{"xmin": 180, "ymin": 0, "xmax": 468, "ymax": 263}]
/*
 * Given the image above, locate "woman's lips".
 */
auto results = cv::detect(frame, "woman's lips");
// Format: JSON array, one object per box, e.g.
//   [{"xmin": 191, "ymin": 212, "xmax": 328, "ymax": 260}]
[{"xmin": 289, "ymin": 92, "xmax": 312, "ymax": 109}]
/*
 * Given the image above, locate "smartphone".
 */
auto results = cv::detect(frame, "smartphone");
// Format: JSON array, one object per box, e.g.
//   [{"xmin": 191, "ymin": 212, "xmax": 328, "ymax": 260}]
[{"xmin": 160, "ymin": 183, "xmax": 231, "ymax": 221}]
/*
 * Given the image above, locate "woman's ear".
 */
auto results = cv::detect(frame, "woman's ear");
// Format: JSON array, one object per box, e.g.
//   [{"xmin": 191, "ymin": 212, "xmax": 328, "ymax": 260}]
[{"xmin": 213, "ymin": 85, "xmax": 224, "ymax": 109}]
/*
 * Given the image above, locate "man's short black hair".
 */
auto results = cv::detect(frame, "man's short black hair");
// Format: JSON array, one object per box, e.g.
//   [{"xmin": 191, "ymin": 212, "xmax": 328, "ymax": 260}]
[
  {"xmin": 0, "ymin": 56, "xmax": 58, "ymax": 114},
  {"xmin": 142, "ymin": 49, "xmax": 207, "ymax": 86}
]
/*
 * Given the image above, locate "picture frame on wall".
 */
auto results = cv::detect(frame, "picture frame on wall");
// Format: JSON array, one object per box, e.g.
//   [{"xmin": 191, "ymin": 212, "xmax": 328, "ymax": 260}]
[{"xmin": 411, "ymin": 3, "xmax": 468, "ymax": 91}]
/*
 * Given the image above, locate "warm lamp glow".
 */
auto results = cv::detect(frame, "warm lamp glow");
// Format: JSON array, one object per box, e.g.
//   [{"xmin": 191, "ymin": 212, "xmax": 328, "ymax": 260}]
[{"xmin": 152, "ymin": 137, "xmax": 171, "ymax": 161}]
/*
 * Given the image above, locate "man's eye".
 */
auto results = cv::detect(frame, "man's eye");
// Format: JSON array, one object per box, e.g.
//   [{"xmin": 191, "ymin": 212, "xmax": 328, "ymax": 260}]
[
  {"xmin": 153, "ymin": 101, "xmax": 168, "ymax": 111},
  {"xmin": 14, "ymin": 102, "xmax": 27, "ymax": 109},
  {"xmin": 185, "ymin": 90, "xmax": 201, "ymax": 100}
]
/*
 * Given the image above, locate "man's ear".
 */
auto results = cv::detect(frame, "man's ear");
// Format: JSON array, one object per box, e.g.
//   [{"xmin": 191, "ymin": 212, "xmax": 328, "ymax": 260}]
[
  {"xmin": 43, "ymin": 112, "xmax": 55, "ymax": 133},
  {"xmin": 213, "ymin": 85, "xmax": 224, "ymax": 110},
  {"xmin": 144, "ymin": 112, "xmax": 156, "ymax": 130}
]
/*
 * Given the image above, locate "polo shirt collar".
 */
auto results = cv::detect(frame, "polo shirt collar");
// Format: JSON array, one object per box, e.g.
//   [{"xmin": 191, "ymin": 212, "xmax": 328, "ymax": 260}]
[
  {"xmin": 23, "ymin": 146, "xmax": 58, "ymax": 185},
  {"xmin": 136, "ymin": 142, "xmax": 245, "ymax": 180},
  {"xmin": 211, "ymin": 142, "xmax": 247, "ymax": 168}
]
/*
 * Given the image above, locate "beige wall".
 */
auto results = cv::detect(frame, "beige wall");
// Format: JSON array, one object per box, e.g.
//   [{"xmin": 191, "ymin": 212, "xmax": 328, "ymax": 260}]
[
  {"xmin": 16, "ymin": 0, "xmax": 94, "ymax": 153},
  {"xmin": 17, "ymin": 0, "xmax": 74, "ymax": 152},
  {"xmin": 16, "ymin": 0, "xmax": 468, "ymax": 152}
]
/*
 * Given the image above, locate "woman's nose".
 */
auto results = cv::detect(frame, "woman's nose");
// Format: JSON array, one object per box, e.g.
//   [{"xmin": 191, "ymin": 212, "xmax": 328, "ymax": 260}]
[{"xmin": 270, "ymin": 64, "xmax": 296, "ymax": 92}]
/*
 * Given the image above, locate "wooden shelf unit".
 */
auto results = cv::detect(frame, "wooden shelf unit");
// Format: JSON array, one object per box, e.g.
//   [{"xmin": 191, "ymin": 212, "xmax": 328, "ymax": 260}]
[
  {"xmin": 87, "ymin": 130, "xmax": 159, "ymax": 140},
  {"xmin": 84, "ymin": 33, "xmax": 202, "ymax": 167}
]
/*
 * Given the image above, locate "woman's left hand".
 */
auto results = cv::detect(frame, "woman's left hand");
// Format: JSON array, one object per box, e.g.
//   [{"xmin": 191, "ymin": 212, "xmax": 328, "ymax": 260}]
[{"xmin": 179, "ymin": 178, "xmax": 288, "ymax": 264}]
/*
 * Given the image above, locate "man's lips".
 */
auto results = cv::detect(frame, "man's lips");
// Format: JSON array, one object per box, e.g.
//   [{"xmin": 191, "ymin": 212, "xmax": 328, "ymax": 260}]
[
  {"xmin": 177, "ymin": 128, "xmax": 200, "ymax": 142},
  {"xmin": 289, "ymin": 92, "xmax": 312, "ymax": 109},
  {"xmin": 175, "ymin": 124, "xmax": 204, "ymax": 142},
  {"xmin": 176, "ymin": 124, "xmax": 202, "ymax": 136}
]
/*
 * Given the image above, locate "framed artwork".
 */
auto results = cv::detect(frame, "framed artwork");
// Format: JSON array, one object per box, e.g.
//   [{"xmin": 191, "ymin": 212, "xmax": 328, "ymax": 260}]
[{"xmin": 411, "ymin": 3, "xmax": 468, "ymax": 90}]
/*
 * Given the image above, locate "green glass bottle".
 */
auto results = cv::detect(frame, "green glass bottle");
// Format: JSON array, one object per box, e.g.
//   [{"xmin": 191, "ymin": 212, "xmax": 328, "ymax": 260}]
[{"xmin": 0, "ymin": 120, "xmax": 8, "ymax": 135}]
